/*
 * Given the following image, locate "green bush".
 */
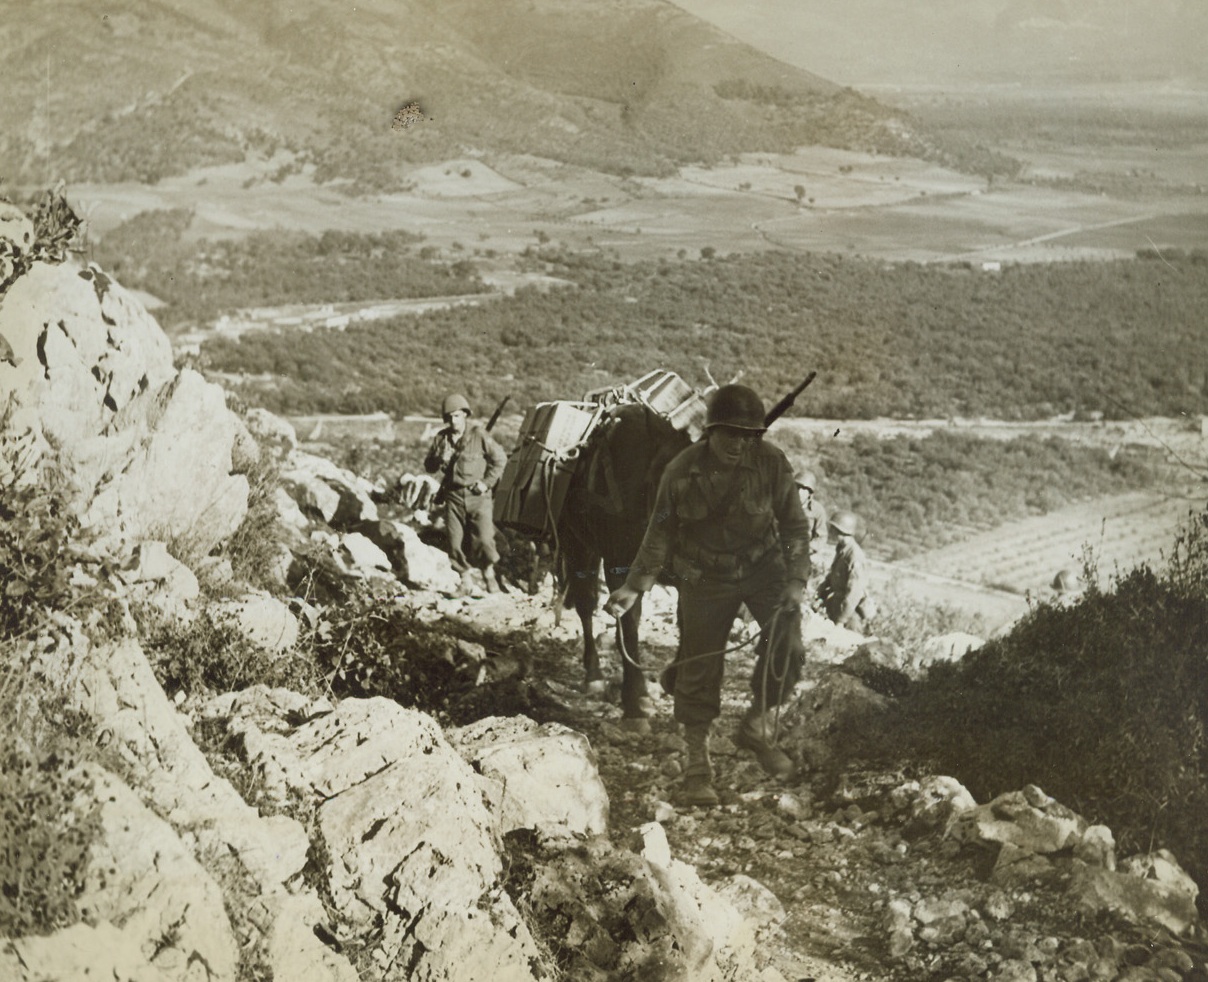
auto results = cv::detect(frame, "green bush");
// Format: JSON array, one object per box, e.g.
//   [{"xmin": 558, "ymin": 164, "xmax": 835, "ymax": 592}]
[
  {"xmin": 841, "ymin": 507, "xmax": 1208, "ymax": 891},
  {"xmin": 0, "ymin": 728, "xmax": 101, "ymax": 937},
  {"xmin": 139, "ymin": 607, "xmax": 320, "ymax": 701},
  {"xmin": 307, "ymin": 592, "xmax": 465, "ymax": 715},
  {"xmin": 200, "ymin": 248, "xmax": 1208, "ymax": 423},
  {"xmin": 0, "ymin": 414, "xmax": 108, "ymax": 937},
  {"xmin": 221, "ymin": 447, "xmax": 287, "ymax": 595}
]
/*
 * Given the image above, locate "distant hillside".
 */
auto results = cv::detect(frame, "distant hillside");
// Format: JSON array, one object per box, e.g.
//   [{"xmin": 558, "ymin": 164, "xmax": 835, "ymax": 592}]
[{"xmin": 1, "ymin": 0, "xmax": 1016, "ymax": 192}]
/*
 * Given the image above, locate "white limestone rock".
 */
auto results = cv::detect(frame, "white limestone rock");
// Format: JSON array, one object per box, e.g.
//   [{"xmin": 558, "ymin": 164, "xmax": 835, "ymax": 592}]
[{"xmin": 450, "ymin": 715, "xmax": 610, "ymax": 837}]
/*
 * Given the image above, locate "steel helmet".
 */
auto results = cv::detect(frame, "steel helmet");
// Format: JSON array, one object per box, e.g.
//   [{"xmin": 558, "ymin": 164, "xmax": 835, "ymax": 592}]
[
  {"xmin": 705, "ymin": 384, "xmax": 766, "ymax": 432},
  {"xmin": 441, "ymin": 393, "xmax": 472, "ymax": 417},
  {"xmin": 794, "ymin": 467, "xmax": 817, "ymax": 492},
  {"xmin": 829, "ymin": 510, "xmax": 859, "ymax": 536},
  {"xmin": 1052, "ymin": 569, "xmax": 1081, "ymax": 593}
]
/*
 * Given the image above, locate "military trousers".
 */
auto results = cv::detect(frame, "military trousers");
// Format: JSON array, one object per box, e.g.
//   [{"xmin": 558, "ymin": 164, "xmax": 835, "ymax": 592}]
[
  {"xmin": 669, "ymin": 554, "xmax": 804, "ymax": 727},
  {"xmin": 445, "ymin": 489, "xmax": 501, "ymax": 573}
]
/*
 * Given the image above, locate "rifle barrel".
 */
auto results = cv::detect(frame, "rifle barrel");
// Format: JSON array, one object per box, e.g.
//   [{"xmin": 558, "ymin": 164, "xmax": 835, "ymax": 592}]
[{"xmin": 764, "ymin": 371, "xmax": 817, "ymax": 426}]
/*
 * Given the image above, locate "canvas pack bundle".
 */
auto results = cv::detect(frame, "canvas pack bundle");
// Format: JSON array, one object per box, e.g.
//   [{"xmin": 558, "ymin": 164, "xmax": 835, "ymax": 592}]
[
  {"xmin": 627, "ymin": 369, "xmax": 709, "ymax": 440},
  {"xmin": 493, "ymin": 401, "xmax": 601, "ymax": 536}
]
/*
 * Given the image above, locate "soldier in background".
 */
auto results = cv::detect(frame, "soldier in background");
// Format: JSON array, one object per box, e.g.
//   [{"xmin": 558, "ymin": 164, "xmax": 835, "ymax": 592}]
[
  {"xmin": 817, "ymin": 510, "xmax": 875, "ymax": 631},
  {"xmin": 424, "ymin": 393, "xmax": 507, "ymax": 596},
  {"xmin": 1049, "ymin": 568, "xmax": 1085, "ymax": 607},
  {"xmin": 794, "ymin": 467, "xmax": 829, "ymax": 560}
]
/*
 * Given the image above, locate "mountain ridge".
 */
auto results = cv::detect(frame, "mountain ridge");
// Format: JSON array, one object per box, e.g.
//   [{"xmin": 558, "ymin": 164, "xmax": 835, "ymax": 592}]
[{"xmin": 2, "ymin": 0, "xmax": 1013, "ymax": 192}]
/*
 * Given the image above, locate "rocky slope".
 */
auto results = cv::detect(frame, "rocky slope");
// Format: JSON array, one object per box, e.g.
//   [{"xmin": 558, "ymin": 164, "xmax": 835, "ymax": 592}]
[{"xmin": 2, "ymin": 201, "xmax": 1206, "ymax": 982}]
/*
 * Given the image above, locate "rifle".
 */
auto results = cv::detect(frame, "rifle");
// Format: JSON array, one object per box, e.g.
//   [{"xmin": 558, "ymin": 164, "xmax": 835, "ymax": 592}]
[
  {"xmin": 764, "ymin": 371, "xmax": 816, "ymax": 427},
  {"xmin": 485, "ymin": 395, "xmax": 510, "ymax": 432}
]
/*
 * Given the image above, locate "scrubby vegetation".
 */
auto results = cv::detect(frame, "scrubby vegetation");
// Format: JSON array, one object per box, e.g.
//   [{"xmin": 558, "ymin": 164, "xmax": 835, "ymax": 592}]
[
  {"xmin": 139, "ymin": 608, "xmax": 319, "ymax": 702},
  {"xmin": 797, "ymin": 430, "xmax": 1164, "ymax": 561},
  {"xmin": 0, "ymin": 439, "xmax": 109, "ymax": 937},
  {"xmin": 198, "ymin": 246, "xmax": 1208, "ymax": 422},
  {"xmin": 92, "ymin": 215, "xmax": 483, "ymax": 329},
  {"xmin": 836, "ymin": 506, "xmax": 1208, "ymax": 897},
  {"xmin": 713, "ymin": 79, "xmax": 1019, "ymax": 180}
]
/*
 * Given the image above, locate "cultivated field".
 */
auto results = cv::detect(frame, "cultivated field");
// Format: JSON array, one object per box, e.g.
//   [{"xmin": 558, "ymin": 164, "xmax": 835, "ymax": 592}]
[
  {"xmin": 905, "ymin": 490, "xmax": 1200, "ymax": 592},
  {"xmin": 778, "ymin": 414, "xmax": 1206, "ymax": 628},
  {"xmin": 72, "ymin": 140, "xmax": 1208, "ymax": 273}
]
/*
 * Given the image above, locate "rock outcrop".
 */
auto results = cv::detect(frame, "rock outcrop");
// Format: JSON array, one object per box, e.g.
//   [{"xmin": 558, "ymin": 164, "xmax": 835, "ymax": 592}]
[{"xmin": 0, "ymin": 262, "xmax": 248, "ymax": 563}]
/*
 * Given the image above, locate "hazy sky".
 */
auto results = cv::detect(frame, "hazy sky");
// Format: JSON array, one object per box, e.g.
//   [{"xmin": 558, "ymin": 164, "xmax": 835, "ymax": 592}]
[{"xmin": 667, "ymin": 0, "xmax": 1208, "ymax": 87}]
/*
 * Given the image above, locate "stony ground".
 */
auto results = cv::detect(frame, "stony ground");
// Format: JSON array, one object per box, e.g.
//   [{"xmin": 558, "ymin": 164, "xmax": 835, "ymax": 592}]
[{"xmin": 436, "ymin": 582, "xmax": 1208, "ymax": 982}]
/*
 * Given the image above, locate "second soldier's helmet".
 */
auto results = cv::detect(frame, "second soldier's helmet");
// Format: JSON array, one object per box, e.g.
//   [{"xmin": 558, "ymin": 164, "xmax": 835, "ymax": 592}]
[
  {"xmin": 705, "ymin": 384, "xmax": 766, "ymax": 432},
  {"xmin": 441, "ymin": 393, "xmax": 472, "ymax": 418},
  {"xmin": 829, "ymin": 510, "xmax": 859, "ymax": 536},
  {"xmin": 794, "ymin": 467, "xmax": 817, "ymax": 492}
]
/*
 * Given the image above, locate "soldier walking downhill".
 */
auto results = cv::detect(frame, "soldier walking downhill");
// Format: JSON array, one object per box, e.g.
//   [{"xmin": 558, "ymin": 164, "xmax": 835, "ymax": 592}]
[
  {"xmin": 424, "ymin": 393, "xmax": 507, "ymax": 596},
  {"xmin": 605, "ymin": 384, "xmax": 811, "ymax": 807}
]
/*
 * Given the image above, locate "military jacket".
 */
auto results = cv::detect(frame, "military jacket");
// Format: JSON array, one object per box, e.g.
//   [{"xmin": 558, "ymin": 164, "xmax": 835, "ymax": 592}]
[
  {"xmin": 424, "ymin": 421, "xmax": 506, "ymax": 491},
  {"xmin": 820, "ymin": 536, "xmax": 870, "ymax": 625},
  {"xmin": 626, "ymin": 439, "xmax": 811, "ymax": 589},
  {"xmin": 800, "ymin": 492, "xmax": 829, "ymax": 552}
]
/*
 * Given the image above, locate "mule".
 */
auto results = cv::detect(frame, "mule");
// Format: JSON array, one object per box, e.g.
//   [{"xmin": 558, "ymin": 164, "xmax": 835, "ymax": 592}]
[{"xmin": 556, "ymin": 401, "xmax": 692, "ymax": 725}]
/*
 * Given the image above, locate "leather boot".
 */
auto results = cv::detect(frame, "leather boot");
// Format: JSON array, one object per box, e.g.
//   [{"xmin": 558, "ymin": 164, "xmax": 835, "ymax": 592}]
[
  {"xmin": 734, "ymin": 707, "xmax": 794, "ymax": 780},
  {"xmin": 482, "ymin": 564, "xmax": 502, "ymax": 593},
  {"xmin": 674, "ymin": 723, "xmax": 719, "ymax": 807}
]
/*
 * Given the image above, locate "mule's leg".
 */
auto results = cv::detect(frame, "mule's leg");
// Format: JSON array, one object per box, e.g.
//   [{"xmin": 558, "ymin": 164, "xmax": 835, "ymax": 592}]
[
  {"xmin": 605, "ymin": 565, "xmax": 653, "ymax": 720},
  {"xmin": 563, "ymin": 538, "xmax": 606, "ymax": 693}
]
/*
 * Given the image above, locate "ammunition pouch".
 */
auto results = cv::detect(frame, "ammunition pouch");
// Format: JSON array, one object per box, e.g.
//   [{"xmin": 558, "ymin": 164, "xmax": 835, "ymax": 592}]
[{"xmin": 672, "ymin": 534, "xmax": 777, "ymax": 584}]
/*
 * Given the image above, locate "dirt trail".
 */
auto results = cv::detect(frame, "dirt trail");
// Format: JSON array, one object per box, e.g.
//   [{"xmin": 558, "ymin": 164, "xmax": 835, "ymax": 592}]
[{"xmin": 439, "ymin": 582, "xmax": 1203, "ymax": 982}]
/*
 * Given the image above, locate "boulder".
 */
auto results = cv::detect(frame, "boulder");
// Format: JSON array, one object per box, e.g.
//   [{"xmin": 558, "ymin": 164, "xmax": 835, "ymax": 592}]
[
  {"xmin": 213, "ymin": 593, "xmax": 299, "ymax": 652},
  {"xmin": 229, "ymin": 413, "xmax": 261, "ymax": 474},
  {"xmin": 0, "ymin": 262, "xmax": 249, "ymax": 562},
  {"xmin": 800, "ymin": 610, "xmax": 866, "ymax": 659},
  {"xmin": 947, "ymin": 785, "xmax": 1087, "ymax": 855},
  {"xmin": 912, "ymin": 896, "xmax": 971, "ymax": 945},
  {"xmin": 337, "ymin": 531, "xmax": 393, "ymax": 576},
  {"xmin": 389, "ymin": 520, "xmax": 459, "ymax": 592},
  {"xmin": 0, "ymin": 199, "xmax": 35, "ymax": 294},
  {"xmin": 244, "ymin": 407, "xmax": 298, "ymax": 453},
  {"xmin": 884, "ymin": 898, "xmax": 915, "ymax": 957},
  {"xmin": 275, "ymin": 486, "xmax": 310, "ymax": 530},
  {"xmin": 633, "ymin": 822, "xmax": 776, "ymax": 980},
  {"xmin": 283, "ymin": 468, "xmax": 343, "ymax": 523},
  {"xmin": 887, "ymin": 775, "xmax": 977, "ymax": 832},
  {"xmin": 48, "ymin": 634, "xmax": 351, "ymax": 978},
  {"xmin": 0, "ymin": 920, "xmax": 173, "ymax": 982},
  {"xmin": 52, "ymin": 634, "xmax": 311, "ymax": 890},
  {"xmin": 282, "ymin": 450, "xmax": 378, "ymax": 528},
  {"xmin": 782, "ymin": 669, "xmax": 889, "ymax": 769},
  {"xmin": 259, "ymin": 698, "xmax": 546, "ymax": 980},
  {"xmin": 450, "ymin": 715, "xmax": 610, "ymax": 837},
  {"xmin": 119, "ymin": 540, "xmax": 201, "ymax": 609},
  {"xmin": 264, "ymin": 893, "xmax": 359, "ymax": 982},
  {"xmin": 76, "ymin": 766, "xmax": 240, "ymax": 982},
  {"xmin": 1070, "ymin": 849, "xmax": 1199, "ymax": 936},
  {"xmin": 1074, "ymin": 824, "xmax": 1117, "ymax": 871},
  {"xmin": 715, "ymin": 874, "xmax": 787, "ymax": 934}
]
